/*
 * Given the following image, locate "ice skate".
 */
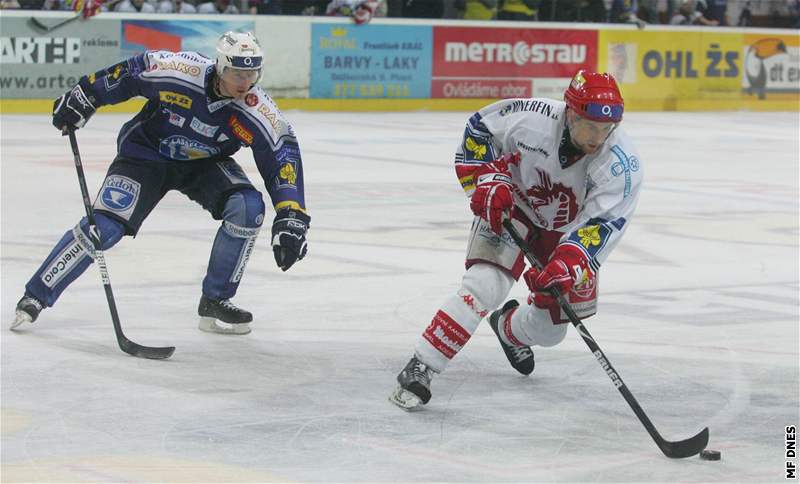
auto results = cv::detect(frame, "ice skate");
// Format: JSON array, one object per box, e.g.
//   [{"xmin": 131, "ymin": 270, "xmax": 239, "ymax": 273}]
[
  {"xmin": 389, "ymin": 356, "xmax": 436, "ymax": 412},
  {"xmin": 489, "ymin": 300, "xmax": 535, "ymax": 375},
  {"xmin": 11, "ymin": 295, "xmax": 44, "ymax": 330},
  {"xmin": 198, "ymin": 295, "xmax": 252, "ymax": 335}
]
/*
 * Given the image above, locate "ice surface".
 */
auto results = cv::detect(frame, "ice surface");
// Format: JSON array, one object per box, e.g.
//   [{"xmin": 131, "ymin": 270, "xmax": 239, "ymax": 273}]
[{"xmin": 1, "ymin": 111, "xmax": 798, "ymax": 482}]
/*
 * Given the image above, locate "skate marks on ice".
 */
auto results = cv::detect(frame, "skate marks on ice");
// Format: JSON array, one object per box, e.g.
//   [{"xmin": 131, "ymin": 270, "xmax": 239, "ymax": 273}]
[{"xmin": 1, "ymin": 112, "xmax": 798, "ymax": 482}]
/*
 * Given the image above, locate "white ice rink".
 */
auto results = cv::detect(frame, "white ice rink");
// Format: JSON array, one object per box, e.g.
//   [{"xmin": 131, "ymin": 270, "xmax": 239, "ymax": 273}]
[{"xmin": 1, "ymin": 110, "xmax": 798, "ymax": 483}]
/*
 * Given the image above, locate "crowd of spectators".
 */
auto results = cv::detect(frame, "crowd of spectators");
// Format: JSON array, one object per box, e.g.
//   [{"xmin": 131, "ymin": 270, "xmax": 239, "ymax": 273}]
[{"xmin": 1, "ymin": 0, "xmax": 796, "ymax": 28}]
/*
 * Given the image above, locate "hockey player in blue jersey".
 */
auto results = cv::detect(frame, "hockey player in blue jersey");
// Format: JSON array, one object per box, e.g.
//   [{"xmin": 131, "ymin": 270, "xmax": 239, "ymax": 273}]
[{"xmin": 11, "ymin": 31, "xmax": 310, "ymax": 335}]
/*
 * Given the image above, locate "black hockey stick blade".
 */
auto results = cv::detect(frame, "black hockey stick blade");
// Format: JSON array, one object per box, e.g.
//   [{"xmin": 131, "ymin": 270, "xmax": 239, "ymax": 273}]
[
  {"xmin": 119, "ymin": 337, "xmax": 175, "ymax": 360},
  {"xmin": 28, "ymin": 15, "xmax": 79, "ymax": 33},
  {"xmin": 657, "ymin": 426, "xmax": 709, "ymax": 459}
]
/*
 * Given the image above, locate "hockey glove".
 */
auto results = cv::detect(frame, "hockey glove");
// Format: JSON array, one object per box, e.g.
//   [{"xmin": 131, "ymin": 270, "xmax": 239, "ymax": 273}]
[
  {"xmin": 271, "ymin": 208, "xmax": 310, "ymax": 272},
  {"xmin": 469, "ymin": 152, "xmax": 520, "ymax": 235},
  {"xmin": 523, "ymin": 243, "xmax": 591, "ymax": 308},
  {"xmin": 52, "ymin": 79, "xmax": 96, "ymax": 131}
]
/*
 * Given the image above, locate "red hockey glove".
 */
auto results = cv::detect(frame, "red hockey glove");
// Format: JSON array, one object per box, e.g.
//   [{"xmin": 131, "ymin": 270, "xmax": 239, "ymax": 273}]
[
  {"xmin": 523, "ymin": 243, "xmax": 591, "ymax": 308},
  {"xmin": 469, "ymin": 152, "xmax": 520, "ymax": 235}
]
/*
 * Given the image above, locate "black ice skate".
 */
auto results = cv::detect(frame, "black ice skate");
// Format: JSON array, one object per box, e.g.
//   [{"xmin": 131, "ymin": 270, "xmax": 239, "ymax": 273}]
[
  {"xmin": 198, "ymin": 295, "xmax": 252, "ymax": 335},
  {"xmin": 389, "ymin": 355, "xmax": 436, "ymax": 411},
  {"xmin": 489, "ymin": 300, "xmax": 535, "ymax": 375},
  {"xmin": 10, "ymin": 295, "xmax": 44, "ymax": 330}
]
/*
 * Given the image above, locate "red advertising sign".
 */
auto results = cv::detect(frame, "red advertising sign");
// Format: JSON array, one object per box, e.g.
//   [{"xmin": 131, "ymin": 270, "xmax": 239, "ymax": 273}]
[
  {"xmin": 431, "ymin": 79, "xmax": 531, "ymax": 98},
  {"xmin": 432, "ymin": 26, "xmax": 597, "ymax": 79}
]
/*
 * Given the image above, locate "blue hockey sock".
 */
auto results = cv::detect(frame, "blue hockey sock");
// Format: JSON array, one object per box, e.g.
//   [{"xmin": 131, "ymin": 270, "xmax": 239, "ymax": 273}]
[
  {"xmin": 202, "ymin": 190, "xmax": 265, "ymax": 301},
  {"xmin": 25, "ymin": 214, "xmax": 124, "ymax": 307}
]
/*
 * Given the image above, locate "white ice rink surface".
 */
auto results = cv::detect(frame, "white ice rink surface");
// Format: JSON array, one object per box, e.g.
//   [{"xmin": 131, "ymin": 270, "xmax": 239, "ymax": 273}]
[{"xmin": 1, "ymin": 111, "xmax": 798, "ymax": 483}]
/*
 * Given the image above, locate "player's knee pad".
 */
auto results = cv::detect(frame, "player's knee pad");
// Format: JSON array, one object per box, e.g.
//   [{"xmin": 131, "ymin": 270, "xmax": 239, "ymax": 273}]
[
  {"xmin": 221, "ymin": 189, "xmax": 265, "ymax": 234},
  {"xmin": 458, "ymin": 263, "xmax": 514, "ymax": 316},
  {"xmin": 76, "ymin": 214, "xmax": 124, "ymax": 251}
]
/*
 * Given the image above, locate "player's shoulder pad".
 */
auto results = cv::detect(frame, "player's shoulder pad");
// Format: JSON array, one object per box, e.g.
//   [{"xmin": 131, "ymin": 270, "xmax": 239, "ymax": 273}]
[
  {"xmin": 229, "ymin": 87, "xmax": 295, "ymax": 147},
  {"xmin": 140, "ymin": 50, "xmax": 213, "ymax": 88}
]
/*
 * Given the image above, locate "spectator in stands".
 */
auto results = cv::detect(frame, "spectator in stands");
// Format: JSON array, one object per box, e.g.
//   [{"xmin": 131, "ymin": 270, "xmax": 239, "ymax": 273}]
[
  {"xmin": 0, "ymin": 0, "xmax": 21, "ymax": 8},
  {"xmin": 157, "ymin": 0, "xmax": 196, "ymax": 12},
  {"xmin": 115, "ymin": 0, "xmax": 156, "ymax": 12},
  {"xmin": 455, "ymin": 0, "xmax": 497, "ymax": 19},
  {"xmin": 670, "ymin": 0, "xmax": 718, "ymax": 24},
  {"xmin": 539, "ymin": 0, "xmax": 605, "ymax": 21},
  {"xmin": 401, "ymin": 0, "xmax": 444, "ymax": 17},
  {"xmin": 696, "ymin": 0, "xmax": 727, "ymax": 24},
  {"xmin": 197, "ymin": 0, "xmax": 238, "ymax": 12},
  {"xmin": 497, "ymin": 0, "xmax": 537, "ymax": 19},
  {"xmin": 248, "ymin": 0, "xmax": 280, "ymax": 13},
  {"xmin": 609, "ymin": 0, "xmax": 646, "ymax": 26},
  {"xmin": 736, "ymin": 0, "xmax": 752, "ymax": 25}
]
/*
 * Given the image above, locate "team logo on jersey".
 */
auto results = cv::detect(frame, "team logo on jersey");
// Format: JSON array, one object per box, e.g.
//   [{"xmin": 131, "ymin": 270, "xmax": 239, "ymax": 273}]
[
  {"xmin": 159, "ymin": 135, "xmax": 219, "ymax": 160},
  {"xmin": 526, "ymin": 169, "xmax": 578, "ymax": 229},
  {"xmin": 278, "ymin": 162, "xmax": 297, "ymax": 188},
  {"xmin": 159, "ymin": 91, "xmax": 192, "ymax": 109},
  {"xmin": 228, "ymin": 116, "xmax": 254, "ymax": 145},
  {"xmin": 245, "ymin": 93, "xmax": 258, "ymax": 107},
  {"xmin": 190, "ymin": 117, "xmax": 219, "ymax": 138},
  {"xmin": 465, "ymin": 137, "xmax": 487, "ymax": 160},
  {"xmin": 97, "ymin": 175, "xmax": 140, "ymax": 220}
]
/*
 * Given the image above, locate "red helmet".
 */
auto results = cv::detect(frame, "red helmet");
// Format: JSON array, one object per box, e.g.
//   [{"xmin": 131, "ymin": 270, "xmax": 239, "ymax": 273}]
[{"xmin": 564, "ymin": 70, "xmax": 624, "ymax": 123}]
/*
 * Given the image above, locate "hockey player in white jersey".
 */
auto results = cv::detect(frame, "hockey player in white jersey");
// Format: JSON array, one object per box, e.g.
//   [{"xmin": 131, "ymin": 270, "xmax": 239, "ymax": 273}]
[
  {"xmin": 390, "ymin": 70, "xmax": 642, "ymax": 411},
  {"xmin": 11, "ymin": 32, "xmax": 309, "ymax": 336}
]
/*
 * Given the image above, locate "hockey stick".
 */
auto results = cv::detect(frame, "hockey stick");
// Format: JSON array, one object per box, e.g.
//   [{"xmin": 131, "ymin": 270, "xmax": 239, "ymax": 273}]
[
  {"xmin": 501, "ymin": 219, "xmax": 708, "ymax": 458},
  {"xmin": 29, "ymin": 0, "xmax": 123, "ymax": 33},
  {"xmin": 67, "ymin": 128, "xmax": 175, "ymax": 360}
]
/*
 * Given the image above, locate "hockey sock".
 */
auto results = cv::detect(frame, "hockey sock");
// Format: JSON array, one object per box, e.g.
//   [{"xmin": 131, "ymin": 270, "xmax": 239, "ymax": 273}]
[
  {"xmin": 25, "ymin": 214, "xmax": 124, "ymax": 307},
  {"xmin": 202, "ymin": 190, "xmax": 264, "ymax": 300}
]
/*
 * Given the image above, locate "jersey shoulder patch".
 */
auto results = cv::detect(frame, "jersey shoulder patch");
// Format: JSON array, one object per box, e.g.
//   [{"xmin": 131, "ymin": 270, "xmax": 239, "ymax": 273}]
[
  {"xmin": 141, "ymin": 50, "xmax": 212, "ymax": 88},
  {"xmin": 233, "ymin": 88, "xmax": 293, "ymax": 141}
]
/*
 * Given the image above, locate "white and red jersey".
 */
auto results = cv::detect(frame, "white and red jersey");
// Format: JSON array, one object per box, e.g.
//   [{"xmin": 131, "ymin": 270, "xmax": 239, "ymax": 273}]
[{"xmin": 455, "ymin": 98, "xmax": 642, "ymax": 273}]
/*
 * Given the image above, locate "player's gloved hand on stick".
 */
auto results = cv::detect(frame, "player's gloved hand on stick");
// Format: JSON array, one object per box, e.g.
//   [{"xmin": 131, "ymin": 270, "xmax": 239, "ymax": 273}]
[
  {"xmin": 523, "ymin": 243, "xmax": 590, "ymax": 308},
  {"xmin": 469, "ymin": 152, "xmax": 520, "ymax": 235},
  {"xmin": 271, "ymin": 208, "xmax": 310, "ymax": 272},
  {"xmin": 52, "ymin": 79, "xmax": 96, "ymax": 132}
]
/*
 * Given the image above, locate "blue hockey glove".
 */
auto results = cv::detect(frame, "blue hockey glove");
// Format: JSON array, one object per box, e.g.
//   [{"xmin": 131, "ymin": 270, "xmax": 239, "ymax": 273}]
[
  {"xmin": 52, "ymin": 79, "xmax": 96, "ymax": 131},
  {"xmin": 271, "ymin": 208, "xmax": 310, "ymax": 272}
]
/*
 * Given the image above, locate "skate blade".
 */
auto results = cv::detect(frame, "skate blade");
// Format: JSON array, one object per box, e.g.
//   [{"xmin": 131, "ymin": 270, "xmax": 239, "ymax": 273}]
[
  {"xmin": 388, "ymin": 386, "xmax": 425, "ymax": 412},
  {"xmin": 198, "ymin": 317, "xmax": 251, "ymax": 335},
  {"xmin": 10, "ymin": 310, "xmax": 32, "ymax": 331}
]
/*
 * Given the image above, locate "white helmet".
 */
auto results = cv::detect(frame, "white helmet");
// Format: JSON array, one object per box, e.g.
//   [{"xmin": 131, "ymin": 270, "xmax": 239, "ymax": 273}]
[{"xmin": 215, "ymin": 31, "xmax": 264, "ymax": 85}]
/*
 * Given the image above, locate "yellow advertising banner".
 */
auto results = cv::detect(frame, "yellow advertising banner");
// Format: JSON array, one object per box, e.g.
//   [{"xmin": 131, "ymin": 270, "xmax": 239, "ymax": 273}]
[
  {"xmin": 599, "ymin": 29, "xmax": 798, "ymax": 111},
  {"xmin": 599, "ymin": 30, "xmax": 741, "ymax": 110}
]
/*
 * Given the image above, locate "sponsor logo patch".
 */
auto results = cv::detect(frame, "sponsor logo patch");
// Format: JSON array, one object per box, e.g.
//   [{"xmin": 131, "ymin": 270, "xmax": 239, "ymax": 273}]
[
  {"xmin": 164, "ymin": 108, "xmax": 186, "ymax": 128},
  {"xmin": 257, "ymin": 103, "xmax": 280, "ymax": 130},
  {"xmin": 159, "ymin": 135, "xmax": 219, "ymax": 160},
  {"xmin": 159, "ymin": 90, "xmax": 192, "ymax": 109},
  {"xmin": 97, "ymin": 175, "xmax": 140, "ymax": 220},
  {"xmin": 245, "ymin": 93, "xmax": 258, "ymax": 107},
  {"xmin": 228, "ymin": 116, "xmax": 254, "ymax": 145},
  {"xmin": 41, "ymin": 239, "xmax": 87, "ymax": 288},
  {"xmin": 190, "ymin": 117, "xmax": 219, "ymax": 138}
]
